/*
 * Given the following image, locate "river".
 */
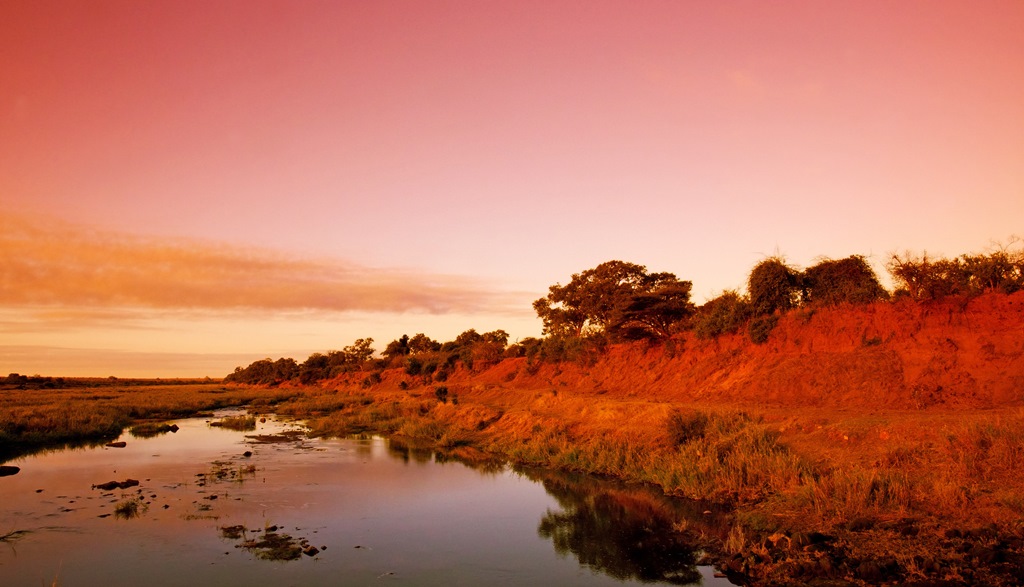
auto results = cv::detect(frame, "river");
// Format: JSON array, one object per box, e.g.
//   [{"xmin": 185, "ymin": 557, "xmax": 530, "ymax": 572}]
[{"xmin": 1, "ymin": 410, "xmax": 736, "ymax": 586}]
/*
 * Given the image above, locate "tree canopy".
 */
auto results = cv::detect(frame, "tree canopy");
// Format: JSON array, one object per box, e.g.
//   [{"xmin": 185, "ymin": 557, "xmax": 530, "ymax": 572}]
[{"xmin": 533, "ymin": 260, "xmax": 693, "ymax": 341}]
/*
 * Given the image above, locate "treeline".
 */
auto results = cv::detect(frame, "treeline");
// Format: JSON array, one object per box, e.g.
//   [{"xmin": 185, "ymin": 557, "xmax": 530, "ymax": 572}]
[
  {"xmin": 225, "ymin": 239, "xmax": 1023, "ymax": 386},
  {"xmin": 0, "ymin": 374, "xmax": 216, "ymax": 390},
  {"xmin": 224, "ymin": 329, "xmax": 514, "ymax": 387}
]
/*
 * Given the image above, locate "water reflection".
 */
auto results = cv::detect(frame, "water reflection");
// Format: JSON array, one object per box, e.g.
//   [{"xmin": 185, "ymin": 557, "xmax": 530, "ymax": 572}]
[{"xmin": 525, "ymin": 469, "xmax": 717, "ymax": 585}]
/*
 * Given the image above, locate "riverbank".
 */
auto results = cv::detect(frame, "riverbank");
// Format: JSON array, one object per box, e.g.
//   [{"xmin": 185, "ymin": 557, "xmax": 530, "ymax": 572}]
[
  {"xmin": 282, "ymin": 293, "xmax": 1024, "ymax": 586},
  {"xmin": 272, "ymin": 383, "xmax": 1022, "ymax": 586}
]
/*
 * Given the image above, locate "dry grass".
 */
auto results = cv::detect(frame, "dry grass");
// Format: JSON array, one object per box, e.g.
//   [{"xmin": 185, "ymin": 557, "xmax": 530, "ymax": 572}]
[
  {"xmin": 0, "ymin": 382, "xmax": 297, "ymax": 459},
  {"xmin": 210, "ymin": 414, "xmax": 257, "ymax": 431}
]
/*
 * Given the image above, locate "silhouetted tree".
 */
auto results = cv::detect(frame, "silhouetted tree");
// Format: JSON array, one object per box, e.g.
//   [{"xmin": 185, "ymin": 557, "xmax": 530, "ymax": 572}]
[
  {"xmin": 534, "ymin": 261, "xmax": 692, "ymax": 342},
  {"xmin": 382, "ymin": 335, "xmax": 410, "ymax": 360},
  {"xmin": 407, "ymin": 333, "xmax": 441, "ymax": 354},
  {"xmin": 608, "ymin": 281, "xmax": 694, "ymax": 341}
]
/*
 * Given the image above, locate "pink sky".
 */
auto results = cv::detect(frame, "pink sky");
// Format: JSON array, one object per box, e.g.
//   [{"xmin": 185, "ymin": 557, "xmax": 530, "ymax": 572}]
[{"xmin": 2, "ymin": 1, "xmax": 1023, "ymax": 376}]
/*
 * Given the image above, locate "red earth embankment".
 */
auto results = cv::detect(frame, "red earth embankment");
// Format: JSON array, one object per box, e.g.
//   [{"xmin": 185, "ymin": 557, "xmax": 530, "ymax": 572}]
[{"xmin": 443, "ymin": 291, "xmax": 1024, "ymax": 411}]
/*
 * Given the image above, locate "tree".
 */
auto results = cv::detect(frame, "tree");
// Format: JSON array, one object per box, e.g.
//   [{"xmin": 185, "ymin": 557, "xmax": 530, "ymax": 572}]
[
  {"xmin": 886, "ymin": 252, "xmax": 966, "ymax": 300},
  {"xmin": 607, "ymin": 281, "xmax": 695, "ymax": 341},
  {"xmin": 408, "ymin": 333, "xmax": 441, "ymax": 354},
  {"xmin": 343, "ymin": 338, "xmax": 375, "ymax": 364},
  {"xmin": 747, "ymin": 257, "xmax": 801, "ymax": 315},
  {"xmin": 299, "ymin": 352, "xmax": 330, "ymax": 384},
  {"xmin": 382, "ymin": 335, "xmax": 410, "ymax": 359},
  {"xmin": 801, "ymin": 255, "xmax": 888, "ymax": 306},
  {"xmin": 534, "ymin": 260, "xmax": 692, "ymax": 341}
]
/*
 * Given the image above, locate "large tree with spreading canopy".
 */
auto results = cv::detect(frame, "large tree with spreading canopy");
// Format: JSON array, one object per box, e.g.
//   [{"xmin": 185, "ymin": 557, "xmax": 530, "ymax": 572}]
[{"xmin": 533, "ymin": 260, "xmax": 694, "ymax": 341}]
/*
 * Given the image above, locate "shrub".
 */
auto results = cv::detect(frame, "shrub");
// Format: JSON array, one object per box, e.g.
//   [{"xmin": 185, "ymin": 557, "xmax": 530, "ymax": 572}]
[
  {"xmin": 404, "ymin": 357, "xmax": 422, "ymax": 376},
  {"xmin": 668, "ymin": 410, "xmax": 710, "ymax": 445},
  {"xmin": 692, "ymin": 290, "xmax": 752, "ymax": 339},
  {"xmin": 434, "ymin": 386, "xmax": 449, "ymax": 404},
  {"xmin": 539, "ymin": 334, "xmax": 607, "ymax": 365},
  {"xmin": 802, "ymin": 255, "xmax": 888, "ymax": 306},
  {"xmin": 748, "ymin": 315, "xmax": 778, "ymax": 344},
  {"xmin": 886, "ymin": 252, "xmax": 968, "ymax": 300},
  {"xmin": 748, "ymin": 257, "xmax": 802, "ymax": 316}
]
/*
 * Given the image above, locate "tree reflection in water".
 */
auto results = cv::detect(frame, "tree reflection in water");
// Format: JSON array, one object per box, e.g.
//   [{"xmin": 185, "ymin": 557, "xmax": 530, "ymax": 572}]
[{"xmin": 530, "ymin": 469, "xmax": 708, "ymax": 585}]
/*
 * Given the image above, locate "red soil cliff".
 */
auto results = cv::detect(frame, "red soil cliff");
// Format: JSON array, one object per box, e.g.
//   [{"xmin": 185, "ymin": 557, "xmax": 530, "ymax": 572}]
[{"xmin": 445, "ymin": 292, "xmax": 1024, "ymax": 411}]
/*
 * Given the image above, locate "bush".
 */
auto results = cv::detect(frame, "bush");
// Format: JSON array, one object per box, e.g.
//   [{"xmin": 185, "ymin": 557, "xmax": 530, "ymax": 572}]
[
  {"xmin": 748, "ymin": 257, "xmax": 802, "ymax": 316},
  {"xmin": 748, "ymin": 315, "xmax": 778, "ymax": 344},
  {"xmin": 668, "ymin": 410, "xmax": 710, "ymax": 445},
  {"xmin": 404, "ymin": 357, "xmax": 422, "ymax": 376},
  {"xmin": 434, "ymin": 386, "xmax": 449, "ymax": 404},
  {"xmin": 802, "ymin": 255, "xmax": 888, "ymax": 306},
  {"xmin": 886, "ymin": 252, "xmax": 970, "ymax": 300},
  {"xmin": 539, "ymin": 334, "xmax": 607, "ymax": 365},
  {"xmin": 692, "ymin": 290, "xmax": 751, "ymax": 339}
]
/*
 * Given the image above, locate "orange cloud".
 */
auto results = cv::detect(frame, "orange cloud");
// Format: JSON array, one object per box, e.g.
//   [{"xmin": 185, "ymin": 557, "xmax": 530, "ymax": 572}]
[{"xmin": 0, "ymin": 214, "xmax": 524, "ymax": 316}]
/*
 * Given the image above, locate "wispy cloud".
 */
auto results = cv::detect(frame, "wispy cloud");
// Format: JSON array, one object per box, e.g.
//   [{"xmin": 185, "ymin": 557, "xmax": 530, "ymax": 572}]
[{"xmin": 0, "ymin": 214, "xmax": 525, "ymax": 317}]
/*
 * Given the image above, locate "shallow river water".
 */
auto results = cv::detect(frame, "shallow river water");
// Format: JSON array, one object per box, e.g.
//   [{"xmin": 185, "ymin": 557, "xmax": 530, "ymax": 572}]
[{"xmin": 1, "ymin": 411, "xmax": 736, "ymax": 586}]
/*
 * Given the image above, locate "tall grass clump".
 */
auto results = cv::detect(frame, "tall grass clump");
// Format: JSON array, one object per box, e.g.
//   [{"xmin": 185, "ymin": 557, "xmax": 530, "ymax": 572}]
[
  {"xmin": 661, "ymin": 410, "xmax": 808, "ymax": 502},
  {"xmin": 796, "ymin": 469, "xmax": 913, "ymax": 525},
  {"xmin": 210, "ymin": 415, "xmax": 256, "ymax": 431},
  {"xmin": 114, "ymin": 497, "xmax": 146, "ymax": 519}
]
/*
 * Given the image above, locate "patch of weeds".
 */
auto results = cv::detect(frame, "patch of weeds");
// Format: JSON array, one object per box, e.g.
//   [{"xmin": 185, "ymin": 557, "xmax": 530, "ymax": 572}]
[
  {"xmin": 210, "ymin": 415, "xmax": 256, "ymax": 431},
  {"xmin": 182, "ymin": 513, "xmax": 219, "ymax": 521},
  {"xmin": 129, "ymin": 422, "xmax": 179, "ymax": 438},
  {"xmin": 239, "ymin": 531, "xmax": 303, "ymax": 561},
  {"xmin": 220, "ymin": 524, "xmax": 247, "ymax": 540},
  {"xmin": 114, "ymin": 497, "xmax": 147, "ymax": 519},
  {"xmin": 668, "ymin": 410, "xmax": 710, "ymax": 445},
  {"xmin": 245, "ymin": 430, "xmax": 306, "ymax": 444}
]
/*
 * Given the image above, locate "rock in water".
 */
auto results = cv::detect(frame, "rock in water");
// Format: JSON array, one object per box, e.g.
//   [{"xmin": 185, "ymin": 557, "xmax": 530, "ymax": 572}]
[
  {"xmin": 92, "ymin": 479, "xmax": 140, "ymax": 491},
  {"xmin": 0, "ymin": 465, "xmax": 20, "ymax": 477}
]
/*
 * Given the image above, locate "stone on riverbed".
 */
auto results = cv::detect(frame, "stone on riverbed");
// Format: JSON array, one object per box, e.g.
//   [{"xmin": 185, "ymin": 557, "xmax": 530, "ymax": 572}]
[{"xmin": 92, "ymin": 479, "xmax": 140, "ymax": 491}]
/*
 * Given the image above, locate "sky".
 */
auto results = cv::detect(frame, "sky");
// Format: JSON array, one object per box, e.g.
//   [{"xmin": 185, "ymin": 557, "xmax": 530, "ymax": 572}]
[{"xmin": 2, "ymin": 0, "xmax": 1022, "ymax": 377}]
